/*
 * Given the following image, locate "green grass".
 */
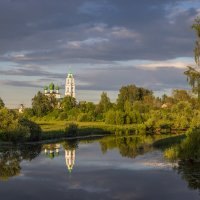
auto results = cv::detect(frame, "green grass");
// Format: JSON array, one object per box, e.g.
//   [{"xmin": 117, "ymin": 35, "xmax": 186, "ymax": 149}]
[
  {"xmin": 36, "ymin": 120, "xmax": 138, "ymax": 133},
  {"xmin": 34, "ymin": 120, "xmax": 186, "ymax": 146},
  {"xmin": 33, "ymin": 120, "xmax": 139, "ymax": 141}
]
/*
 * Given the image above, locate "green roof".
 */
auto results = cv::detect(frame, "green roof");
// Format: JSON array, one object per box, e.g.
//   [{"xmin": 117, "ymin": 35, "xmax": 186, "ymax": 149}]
[
  {"xmin": 49, "ymin": 82, "xmax": 54, "ymax": 90},
  {"xmin": 44, "ymin": 86, "xmax": 48, "ymax": 90},
  {"xmin": 55, "ymin": 85, "xmax": 59, "ymax": 90}
]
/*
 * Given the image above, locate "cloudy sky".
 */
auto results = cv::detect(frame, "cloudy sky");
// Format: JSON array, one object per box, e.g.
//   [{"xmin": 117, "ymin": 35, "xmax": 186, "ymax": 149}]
[{"xmin": 0, "ymin": 0, "xmax": 199, "ymax": 107}]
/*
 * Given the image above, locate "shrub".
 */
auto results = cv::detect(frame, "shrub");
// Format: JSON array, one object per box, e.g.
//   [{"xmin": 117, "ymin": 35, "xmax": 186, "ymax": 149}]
[
  {"xmin": 105, "ymin": 110, "xmax": 116, "ymax": 124},
  {"xmin": 59, "ymin": 112, "xmax": 68, "ymax": 120},
  {"xmin": 65, "ymin": 123, "xmax": 78, "ymax": 137},
  {"xmin": 164, "ymin": 146, "xmax": 179, "ymax": 161},
  {"xmin": 115, "ymin": 111, "xmax": 125, "ymax": 125},
  {"xmin": 18, "ymin": 118, "xmax": 42, "ymax": 141}
]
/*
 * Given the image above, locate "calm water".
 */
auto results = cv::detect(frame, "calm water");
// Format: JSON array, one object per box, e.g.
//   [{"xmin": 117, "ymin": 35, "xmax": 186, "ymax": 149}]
[{"xmin": 0, "ymin": 136, "xmax": 200, "ymax": 200}]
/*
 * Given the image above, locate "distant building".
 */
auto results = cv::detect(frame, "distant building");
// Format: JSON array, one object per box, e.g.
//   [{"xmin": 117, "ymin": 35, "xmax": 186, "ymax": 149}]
[
  {"xmin": 65, "ymin": 72, "xmax": 75, "ymax": 98},
  {"xmin": 44, "ymin": 82, "xmax": 61, "ymax": 99},
  {"xmin": 19, "ymin": 104, "xmax": 25, "ymax": 113},
  {"xmin": 161, "ymin": 103, "xmax": 168, "ymax": 109}
]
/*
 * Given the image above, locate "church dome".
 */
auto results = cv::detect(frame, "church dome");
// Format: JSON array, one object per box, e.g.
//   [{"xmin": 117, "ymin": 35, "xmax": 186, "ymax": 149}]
[
  {"xmin": 49, "ymin": 82, "xmax": 55, "ymax": 90},
  {"xmin": 44, "ymin": 86, "xmax": 48, "ymax": 90},
  {"xmin": 55, "ymin": 85, "xmax": 59, "ymax": 90}
]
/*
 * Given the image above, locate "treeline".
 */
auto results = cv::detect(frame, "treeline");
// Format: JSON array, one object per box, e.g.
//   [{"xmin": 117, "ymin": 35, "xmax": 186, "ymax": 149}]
[
  {"xmin": 0, "ymin": 97, "xmax": 42, "ymax": 142},
  {"xmin": 22, "ymin": 84, "xmax": 200, "ymax": 134}
]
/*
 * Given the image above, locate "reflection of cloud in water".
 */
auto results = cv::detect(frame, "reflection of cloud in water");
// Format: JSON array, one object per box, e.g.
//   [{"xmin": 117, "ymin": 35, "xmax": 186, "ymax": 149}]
[
  {"xmin": 77, "ymin": 150, "xmax": 177, "ymax": 171},
  {"xmin": 141, "ymin": 161, "xmax": 178, "ymax": 169},
  {"xmin": 69, "ymin": 184, "xmax": 109, "ymax": 193}
]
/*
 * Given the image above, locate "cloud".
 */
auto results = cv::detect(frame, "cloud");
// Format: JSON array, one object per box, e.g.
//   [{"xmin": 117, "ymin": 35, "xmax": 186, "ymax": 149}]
[
  {"xmin": 0, "ymin": 0, "xmax": 198, "ymax": 107},
  {"xmin": 139, "ymin": 59, "xmax": 193, "ymax": 69},
  {"xmin": 77, "ymin": 66, "xmax": 189, "ymax": 92},
  {"xmin": 0, "ymin": 0, "xmax": 197, "ymax": 62}
]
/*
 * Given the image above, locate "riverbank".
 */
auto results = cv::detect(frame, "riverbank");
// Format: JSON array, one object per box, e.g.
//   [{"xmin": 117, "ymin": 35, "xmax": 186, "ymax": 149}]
[
  {"xmin": 0, "ymin": 120, "xmax": 186, "ymax": 145},
  {"xmin": 36, "ymin": 120, "xmax": 137, "ymax": 140}
]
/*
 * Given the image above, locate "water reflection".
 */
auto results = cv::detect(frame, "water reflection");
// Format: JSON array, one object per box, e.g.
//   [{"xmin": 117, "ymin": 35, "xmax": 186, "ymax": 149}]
[
  {"xmin": 43, "ymin": 139, "xmax": 78, "ymax": 173},
  {"xmin": 99, "ymin": 135, "xmax": 153, "ymax": 158},
  {"xmin": 0, "ymin": 144, "xmax": 42, "ymax": 181},
  {"xmin": 175, "ymin": 161, "xmax": 200, "ymax": 191},
  {"xmin": 43, "ymin": 144, "xmax": 61, "ymax": 159},
  {"xmin": 0, "ymin": 136, "xmax": 200, "ymax": 199}
]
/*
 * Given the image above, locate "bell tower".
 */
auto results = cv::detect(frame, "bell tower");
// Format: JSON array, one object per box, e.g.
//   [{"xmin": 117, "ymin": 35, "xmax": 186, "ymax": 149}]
[{"xmin": 65, "ymin": 72, "xmax": 75, "ymax": 98}]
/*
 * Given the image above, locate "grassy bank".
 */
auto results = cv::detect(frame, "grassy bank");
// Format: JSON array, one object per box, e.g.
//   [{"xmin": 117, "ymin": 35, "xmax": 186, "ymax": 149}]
[
  {"xmin": 36, "ymin": 120, "xmax": 186, "ymax": 142},
  {"xmin": 35, "ymin": 120, "xmax": 139, "ymax": 140}
]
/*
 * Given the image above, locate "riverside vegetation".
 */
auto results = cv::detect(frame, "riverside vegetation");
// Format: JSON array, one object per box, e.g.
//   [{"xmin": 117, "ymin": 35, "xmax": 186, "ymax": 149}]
[{"xmin": 1, "ymin": 18, "xmax": 200, "ymax": 163}]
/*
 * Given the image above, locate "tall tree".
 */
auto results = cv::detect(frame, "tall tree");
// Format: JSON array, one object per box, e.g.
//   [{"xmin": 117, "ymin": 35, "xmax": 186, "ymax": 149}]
[
  {"xmin": 117, "ymin": 85, "xmax": 152, "ymax": 110},
  {"xmin": 96, "ymin": 92, "xmax": 112, "ymax": 114},
  {"xmin": 0, "ymin": 97, "xmax": 5, "ymax": 109},
  {"xmin": 32, "ymin": 92, "xmax": 53, "ymax": 117},
  {"xmin": 61, "ymin": 96, "xmax": 76, "ymax": 112},
  {"xmin": 185, "ymin": 17, "xmax": 200, "ymax": 101}
]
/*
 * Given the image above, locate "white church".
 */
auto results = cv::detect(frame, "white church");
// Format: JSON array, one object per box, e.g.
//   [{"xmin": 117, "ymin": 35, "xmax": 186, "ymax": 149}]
[{"xmin": 44, "ymin": 72, "xmax": 76, "ymax": 99}]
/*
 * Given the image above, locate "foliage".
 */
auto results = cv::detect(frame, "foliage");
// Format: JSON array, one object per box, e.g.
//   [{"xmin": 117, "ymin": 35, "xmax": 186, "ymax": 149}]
[
  {"xmin": 117, "ymin": 84, "xmax": 152, "ymax": 110},
  {"xmin": 32, "ymin": 91, "xmax": 54, "ymax": 117},
  {"xmin": 164, "ymin": 127, "xmax": 200, "ymax": 162},
  {"xmin": 0, "ymin": 108, "xmax": 41, "ymax": 142},
  {"xmin": 18, "ymin": 118, "xmax": 42, "ymax": 141},
  {"xmin": 96, "ymin": 92, "xmax": 112, "ymax": 114},
  {"xmin": 65, "ymin": 123, "xmax": 78, "ymax": 136},
  {"xmin": 61, "ymin": 96, "xmax": 76, "ymax": 112},
  {"xmin": 0, "ymin": 97, "xmax": 5, "ymax": 109},
  {"xmin": 0, "ymin": 145, "xmax": 42, "ymax": 181},
  {"xmin": 164, "ymin": 146, "xmax": 179, "ymax": 161},
  {"xmin": 184, "ymin": 17, "xmax": 200, "ymax": 100},
  {"xmin": 105, "ymin": 110, "xmax": 116, "ymax": 124}
]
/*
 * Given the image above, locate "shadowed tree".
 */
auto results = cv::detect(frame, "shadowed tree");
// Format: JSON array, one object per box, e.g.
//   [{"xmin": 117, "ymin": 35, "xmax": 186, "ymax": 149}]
[
  {"xmin": 96, "ymin": 92, "xmax": 112, "ymax": 114},
  {"xmin": 185, "ymin": 17, "xmax": 200, "ymax": 101},
  {"xmin": 61, "ymin": 96, "xmax": 76, "ymax": 112},
  {"xmin": 0, "ymin": 97, "xmax": 5, "ymax": 109},
  {"xmin": 32, "ymin": 91, "xmax": 53, "ymax": 117},
  {"xmin": 117, "ymin": 85, "xmax": 152, "ymax": 110}
]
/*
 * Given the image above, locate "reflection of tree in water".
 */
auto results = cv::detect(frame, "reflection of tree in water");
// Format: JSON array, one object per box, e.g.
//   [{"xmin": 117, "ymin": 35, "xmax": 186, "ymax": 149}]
[
  {"xmin": 62, "ymin": 139, "xmax": 78, "ymax": 151},
  {"xmin": 0, "ymin": 144, "xmax": 42, "ymax": 181},
  {"xmin": 100, "ymin": 136, "xmax": 153, "ymax": 158},
  {"xmin": 176, "ymin": 162, "xmax": 200, "ymax": 192}
]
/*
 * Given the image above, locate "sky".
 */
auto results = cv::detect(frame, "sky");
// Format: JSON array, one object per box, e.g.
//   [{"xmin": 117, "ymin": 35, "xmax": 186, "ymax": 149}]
[{"xmin": 0, "ymin": 0, "xmax": 200, "ymax": 108}]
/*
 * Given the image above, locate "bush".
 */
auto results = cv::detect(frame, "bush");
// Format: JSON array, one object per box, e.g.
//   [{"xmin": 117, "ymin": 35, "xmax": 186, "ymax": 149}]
[
  {"xmin": 178, "ymin": 127, "xmax": 200, "ymax": 161},
  {"xmin": 164, "ymin": 146, "xmax": 179, "ymax": 161},
  {"xmin": 59, "ymin": 111, "xmax": 68, "ymax": 120},
  {"xmin": 18, "ymin": 118, "xmax": 42, "ymax": 141},
  {"xmin": 105, "ymin": 110, "xmax": 116, "ymax": 124},
  {"xmin": 65, "ymin": 123, "xmax": 78, "ymax": 137},
  {"xmin": 115, "ymin": 111, "xmax": 125, "ymax": 125},
  {"xmin": 136, "ymin": 124, "xmax": 147, "ymax": 135},
  {"xmin": 0, "ymin": 108, "xmax": 42, "ymax": 142}
]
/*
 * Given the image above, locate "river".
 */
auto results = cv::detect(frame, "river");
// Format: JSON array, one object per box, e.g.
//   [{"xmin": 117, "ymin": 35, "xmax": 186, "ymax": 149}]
[{"xmin": 0, "ymin": 136, "xmax": 199, "ymax": 200}]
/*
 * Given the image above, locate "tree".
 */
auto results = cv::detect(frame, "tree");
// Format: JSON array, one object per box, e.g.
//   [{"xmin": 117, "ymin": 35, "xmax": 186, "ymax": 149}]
[
  {"xmin": 117, "ymin": 85, "xmax": 152, "ymax": 110},
  {"xmin": 0, "ymin": 97, "xmax": 5, "ymax": 109},
  {"xmin": 96, "ymin": 92, "xmax": 112, "ymax": 114},
  {"xmin": 61, "ymin": 96, "xmax": 76, "ymax": 112},
  {"xmin": 184, "ymin": 17, "xmax": 200, "ymax": 101},
  {"xmin": 172, "ymin": 89, "xmax": 191, "ymax": 102},
  {"xmin": 32, "ymin": 92, "xmax": 53, "ymax": 117},
  {"xmin": 105, "ymin": 110, "xmax": 116, "ymax": 124}
]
